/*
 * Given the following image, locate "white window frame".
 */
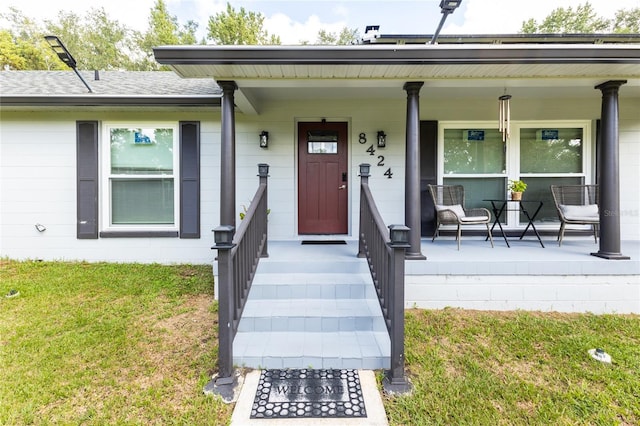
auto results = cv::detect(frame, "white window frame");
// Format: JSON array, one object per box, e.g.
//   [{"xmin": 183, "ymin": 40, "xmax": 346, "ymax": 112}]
[
  {"xmin": 101, "ymin": 122, "xmax": 180, "ymax": 232},
  {"xmin": 439, "ymin": 120, "xmax": 592, "ymax": 228}
]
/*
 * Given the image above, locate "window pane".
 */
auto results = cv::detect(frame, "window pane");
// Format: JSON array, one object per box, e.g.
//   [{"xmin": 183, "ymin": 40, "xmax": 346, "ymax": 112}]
[
  {"xmin": 444, "ymin": 128, "xmax": 505, "ymax": 174},
  {"xmin": 444, "ymin": 177, "xmax": 506, "ymax": 221},
  {"xmin": 520, "ymin": 128, "xmax": 583, "ymax": 173},
  {"xmin": 112, "ymin": 179, "xmax": 174, "ymax": 224},
  {"xmin": 518, "ymin": 176, "xmax": 585, "ymax": 223},
  {"xmin": 110, "ymin": 128, "xmax": 174, "ymax": 175},
  {"xmin": 307, "ymin": 130, "xmax": 338, "ymax": 153},
  {"xmin": 308, "ymin": 142, "xmax": 338, "ymax": 154},
  {"xmin": 307, "ymin": 130, "xmax": 338, "ymax": 142}
]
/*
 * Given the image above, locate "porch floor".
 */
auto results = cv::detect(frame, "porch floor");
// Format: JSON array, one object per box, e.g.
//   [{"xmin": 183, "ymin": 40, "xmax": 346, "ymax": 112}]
[
  {"xmin": 264, "ymin": 237, "xmax": 639, "ymax": 276},
  {"xmin": 259, "ymin": 236, "xmax": 639, "ymax": 314}
]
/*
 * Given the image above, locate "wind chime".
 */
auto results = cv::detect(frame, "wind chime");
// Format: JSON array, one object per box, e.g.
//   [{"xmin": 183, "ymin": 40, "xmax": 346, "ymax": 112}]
[{"xmin": 498, "ymin": 93, "xmax": 512, "ymax": 142}]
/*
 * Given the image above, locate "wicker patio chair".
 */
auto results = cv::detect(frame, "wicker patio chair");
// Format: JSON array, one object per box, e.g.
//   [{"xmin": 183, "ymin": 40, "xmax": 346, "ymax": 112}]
[
  {"xmin": 427, "ymin": 184, "xmax": 494, "ymax": 250},
  {"xmin": 550, "ymin": 184, "xmax": 599, "ymax": 246}
]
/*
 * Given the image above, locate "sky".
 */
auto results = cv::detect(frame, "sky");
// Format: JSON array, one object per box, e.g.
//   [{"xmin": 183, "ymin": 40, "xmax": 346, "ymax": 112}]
[{"xmin": 4, "ymin": 0, "xmax": 639, "ymax": 44}]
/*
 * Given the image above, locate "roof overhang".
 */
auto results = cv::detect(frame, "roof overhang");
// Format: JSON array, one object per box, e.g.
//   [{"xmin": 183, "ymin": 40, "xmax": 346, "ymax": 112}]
[
  {"xmin": 154, "ymin": 44, "xmax": 640, "ymax": 70},
  {"xmin": 154, "ymin": 43, "xmax": 640, "ymax": 114},
  {"xmin": 0, "ymin": 95, "xmax": 221, "ymax": 108}
]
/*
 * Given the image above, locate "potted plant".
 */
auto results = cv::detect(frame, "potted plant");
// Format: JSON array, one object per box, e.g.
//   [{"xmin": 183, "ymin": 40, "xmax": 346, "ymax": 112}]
[{"xmin": 508, "ymin": 179, "xmax": 527, "ymax": 200}]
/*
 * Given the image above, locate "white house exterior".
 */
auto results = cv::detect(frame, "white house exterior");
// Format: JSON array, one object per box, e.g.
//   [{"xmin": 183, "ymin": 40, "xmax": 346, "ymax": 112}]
[{"xmin": 1, "ymin": 33, "xmax": 639, "ymax": 313}]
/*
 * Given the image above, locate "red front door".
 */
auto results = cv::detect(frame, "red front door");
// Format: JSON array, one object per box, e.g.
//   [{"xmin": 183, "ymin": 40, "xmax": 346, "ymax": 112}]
[{"xmin": 298, "ymin": 121, "xmax": 348, "ymax": 234}]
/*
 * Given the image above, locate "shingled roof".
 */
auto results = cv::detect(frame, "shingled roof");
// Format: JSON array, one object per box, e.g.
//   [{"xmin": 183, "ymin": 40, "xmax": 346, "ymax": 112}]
[{"xmin": 0, "ymin": 70, "xmax": 221, "ymax": 107}]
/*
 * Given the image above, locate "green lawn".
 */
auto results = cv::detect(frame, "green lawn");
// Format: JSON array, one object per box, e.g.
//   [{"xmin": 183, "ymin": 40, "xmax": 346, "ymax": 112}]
[{"xmin": 2, "ymin": 260, "xmax": 639, "ymax": 425}]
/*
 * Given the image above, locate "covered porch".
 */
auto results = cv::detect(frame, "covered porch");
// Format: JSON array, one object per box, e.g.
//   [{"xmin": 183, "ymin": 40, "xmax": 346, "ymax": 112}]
[{"xmin": 262, "ymin": 237, "xmax": 639, "ymax": 314}]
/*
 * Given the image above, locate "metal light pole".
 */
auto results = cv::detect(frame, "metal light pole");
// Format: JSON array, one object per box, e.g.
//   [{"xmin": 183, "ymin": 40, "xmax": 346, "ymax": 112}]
[{"xmin": 429, "ymin": 0, "xmax": 463, "ymax": 44}]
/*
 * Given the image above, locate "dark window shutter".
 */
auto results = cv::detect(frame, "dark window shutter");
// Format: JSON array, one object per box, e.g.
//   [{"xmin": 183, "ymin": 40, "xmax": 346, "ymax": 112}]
[
  {"xmin": 77, "ymin": 121, "xmax": 99, "ymax": 239},
  {"xmin": 180, "ymin": 121, "xmax": 200, "ymax": 238},
  {"xmin": 420, "ymin": 120, "xmax": 438, "ymax": 237}
]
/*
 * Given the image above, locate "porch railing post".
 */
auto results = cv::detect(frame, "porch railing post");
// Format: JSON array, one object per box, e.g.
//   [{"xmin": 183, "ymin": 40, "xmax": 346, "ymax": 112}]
[
  {"xmin": 212, "ymin": 225, "xmax": 236, "ymax": 384},
  {"xmin": 258, "ymin": 163, "xmax": 269, "ymax": 258},
  {"xmin": 383, "ymin": 224, "xmax": 412, "ymax": 394},
  {"xmin": 357, "ymin": 163, "xmax": 371, "ymax": 258}
]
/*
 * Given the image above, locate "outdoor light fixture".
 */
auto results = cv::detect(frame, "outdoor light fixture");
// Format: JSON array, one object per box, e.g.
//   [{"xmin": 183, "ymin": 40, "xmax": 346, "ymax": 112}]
[
  {"xmin": 429, "ymin": 0, "xmax": 463, "ymax": 44},
  {"xmin": 388, "ymin": 224, "xmax": 411, "ymax": 247},
  {"xmin": 44, "ymin": 35, "xmax": 93, "ymax": 93},
  {"xmin": 359, "ymin": 163, "xmax": 371, "ymax": 177},
  {"xmin": 258, "ymin": 163, "xmax": 270, "ymax": 177},
  {"xmin": 213, "ymin": 225, "xmax": 235, "ymax": 247},
  {"xmin": 259, "ymin": 131, "xmax": 269, "ymax": 148},
  {"xmin": 377, "ymin": 131, "xmax": 387, "ymax": 148},
  {"xmin": 498, "ymin": 93, "xmax": 512, "ymax": 142},
  {"xmin": 440, "ymin": 0, "xmax": 463, "ymax": 12}
]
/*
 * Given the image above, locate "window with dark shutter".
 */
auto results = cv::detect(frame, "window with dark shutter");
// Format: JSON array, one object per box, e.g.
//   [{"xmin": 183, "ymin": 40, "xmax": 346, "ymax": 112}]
[
  {"xmin": 77, "ymin": 121, "xmax": 99, "ymax": 239},
  {"xmin": 180, "ymin": 121, "xmax": 200, "ymax": 238}
]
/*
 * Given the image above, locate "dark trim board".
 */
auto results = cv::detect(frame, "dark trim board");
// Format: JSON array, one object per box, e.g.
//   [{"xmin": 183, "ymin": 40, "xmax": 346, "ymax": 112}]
[
  {"xmin": 99, "ymin": 231, "xmax": 179, "ymax": 238},
  {"xmin": 301, "ymin": 240, "xmax": 347, "ymax": 245},
  {"xmin": 154, "ymin": 44, "xmax": 640, "ymax": 66}
]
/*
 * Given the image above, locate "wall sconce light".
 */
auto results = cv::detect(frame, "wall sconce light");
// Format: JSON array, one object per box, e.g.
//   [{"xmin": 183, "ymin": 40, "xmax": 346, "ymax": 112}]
[
  {"xmin": 35, "ymin": 223, "xmax": 47, "ymax": 232},
  {"xmin": 259, "ymin": 131, "xmax": 269, "ymax": 148},
  {"xmin": 377, "ymin": 131, "xmax": 387, "ymax": 148}
]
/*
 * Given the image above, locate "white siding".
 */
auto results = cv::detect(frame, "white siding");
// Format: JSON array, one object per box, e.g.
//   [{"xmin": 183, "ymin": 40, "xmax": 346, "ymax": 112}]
[
  {"xmin": 619, "ymin": 97, "xmax": 640, "ymax": 240},
  {"xmin": 0, "ymin": 111, "xmax": 221, "ymax": 264},
  {"xmin": 1, "ymin": 92, "xmax": 639, "ymax": 264}
]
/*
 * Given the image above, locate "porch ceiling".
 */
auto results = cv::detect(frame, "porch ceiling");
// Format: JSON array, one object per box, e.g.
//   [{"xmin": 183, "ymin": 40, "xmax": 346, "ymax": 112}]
[{"xmin": 154, "ymin": 43, "xmax": 640, "ymax": 111}]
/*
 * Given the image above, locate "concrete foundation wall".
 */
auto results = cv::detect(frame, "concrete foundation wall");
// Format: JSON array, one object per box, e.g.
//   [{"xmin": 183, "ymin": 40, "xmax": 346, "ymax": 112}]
[{"xmin": 406, "ymin": 274, "xmax": 640, "ymax": 314}]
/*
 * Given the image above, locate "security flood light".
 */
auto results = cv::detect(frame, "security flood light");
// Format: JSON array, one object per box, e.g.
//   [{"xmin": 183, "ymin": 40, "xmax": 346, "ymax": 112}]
[
  {"xmin": 44, "ymin": 35, "xmax": 93, "ymax": 93},
  {"xmin": 429, "ymin": 0, "xmax": 463, "ymax": 44}
]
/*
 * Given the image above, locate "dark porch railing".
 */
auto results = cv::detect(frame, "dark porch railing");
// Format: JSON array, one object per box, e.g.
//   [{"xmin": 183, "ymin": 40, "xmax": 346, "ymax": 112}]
[
  {"xmin": 212, "ymin": 164, "xmax": 269, "ymax": 385},
  {"xmin": 357, "ymin": 163, "xmax": 412, "ymax": 393}
]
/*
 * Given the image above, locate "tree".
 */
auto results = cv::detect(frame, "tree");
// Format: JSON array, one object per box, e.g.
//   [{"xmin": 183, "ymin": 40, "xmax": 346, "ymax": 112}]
[
  {"xmin": 207, "ymin": 3, "xmax": 280, "ymax": 45},
  {"xmin": 44, "ymin": 8, "xmax": 137, "ymax": 71},
  {"xmin": 613, "ymin": 7, "xmax": 640, "ymax": 33},
  {"xmin": 520, "ymin": 1, "xmax": 639, "ymax": 34},
  {"xmin": 0, "ymin": 30, "xmax": 26, "ymax": 70},
  {"xmin": 138, "ymin": 0, "xmax": 200, "ymax": 70},
  {"xmin": 315, "ymin": 27, "xmax": 359, "ymax": 45},
  {"xmin": 520, "ymin": 2, "xmax": 609, "ymax": 33},
  {"xmin": 0, "ymin": 7, "xmax": 63, "ymax": 70}
]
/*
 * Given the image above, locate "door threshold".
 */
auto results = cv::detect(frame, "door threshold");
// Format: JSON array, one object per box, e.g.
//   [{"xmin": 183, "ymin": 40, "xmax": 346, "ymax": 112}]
[{"xmin": 301, "ymin": 240, "xmax": 347, "ymax": 245}]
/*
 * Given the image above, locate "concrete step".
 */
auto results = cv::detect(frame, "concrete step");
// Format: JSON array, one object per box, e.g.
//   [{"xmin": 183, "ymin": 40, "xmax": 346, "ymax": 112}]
[
  {"xmin": 250, "ymin": 273, "xmax": 377, "ymax": 300},
  {"xmin": 232, "ymin": 246, "xmax": 390, "ymax": 370},
  {"xmin": 237, "ymin": 298, "xmax": 387, "ymax": 332},
  {"xmin": 255, "ymin": 256, "xmax": 370, "ymax": 274},
  {"xmin": 233, "ymin": 331, "xmax": 390, "ymax": 370}
]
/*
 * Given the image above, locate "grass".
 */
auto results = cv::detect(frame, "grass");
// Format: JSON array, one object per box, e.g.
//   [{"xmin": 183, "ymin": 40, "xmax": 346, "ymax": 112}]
[
  {"xmin": 0, "ymin": 260, "xmax": 231, "ymax": 425},
  {"xmin": 386, "ymin": 309, "xmax": 640, "ymax": 425},
  {"xmin": 2, "ymin": 260, "xmax": 639, "ymax": 425}
]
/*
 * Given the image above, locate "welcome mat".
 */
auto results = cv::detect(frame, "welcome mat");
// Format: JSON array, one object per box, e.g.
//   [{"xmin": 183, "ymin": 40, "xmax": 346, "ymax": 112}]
[
  {"xmin": 250, "ymin": 369, "xmax": 367, "ymax": 419},
  {"xmin": 301, "ymin": 240, "xmax": 347, "ymax": 245}
]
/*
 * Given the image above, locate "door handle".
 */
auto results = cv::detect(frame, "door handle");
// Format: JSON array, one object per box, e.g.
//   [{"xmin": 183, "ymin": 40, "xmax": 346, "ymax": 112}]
[{"xmin": 338, "ymin": 185, "xmax": 346, "ymax": 190}]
